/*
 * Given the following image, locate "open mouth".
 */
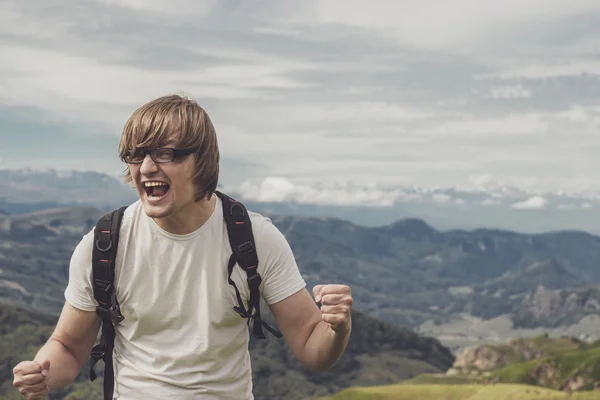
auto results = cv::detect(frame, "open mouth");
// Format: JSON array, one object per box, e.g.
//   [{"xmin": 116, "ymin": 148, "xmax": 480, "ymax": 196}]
[{"xmin": 143, "ymin": 181, "xmax": 171, "ymax": 200}]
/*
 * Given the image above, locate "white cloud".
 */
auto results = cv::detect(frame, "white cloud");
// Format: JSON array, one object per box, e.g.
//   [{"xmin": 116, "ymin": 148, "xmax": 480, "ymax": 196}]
[
  {"xmin": 557, "ymin": 204, "xmax": 576, "ymax": 210},
  {"xmin": 269, "ymin": 102, "xmax": 435, "ymax": 126},
  {"xmin": 555, "ymin": 105, "xmax": 589, "ymax": 124},
  {"xmin": 242, "ymin": 177, "xmax": 296, "ymax": 203},
  {"xmin": 0, "ymin": 42, "xmax": 315, "ymax": 129},
  {"xmin": 512, "ymin": 196, "xmax": 547, "ymax": 210},
  {"xmin": 228, "ymin": 177, "xmax": 600, "ymax": 214},
  {"xmin": 468, "ymin": 173, "xmax": 497, "ymax": 186},
  {"xmin": 490, "ymin": 85, "xmax": 532, "ymax": 99},
  {"xmin": 432, "ymin": 193, "xmax": 452, "ymax": 203},
  {"xmin": 309, "ymin": 0, "xmax": 600, "ymax": 49},
  {"xmin": 482, "ymin": 198, "xmax": 501, "ymax": 206},
  {"xmin": 475, "ymin": 60, "xmax": 600, "ymax": 80},
  {"xmin": 97, "ymin": 0, "xmax": 218, "ymax": 15},
  {"xmin": 237, "ymin": 177, "xmax": 400, "ymax": 207},
  {"xmin": 424, "ymin": 113, "xmax": 549, "ymax": 138}
]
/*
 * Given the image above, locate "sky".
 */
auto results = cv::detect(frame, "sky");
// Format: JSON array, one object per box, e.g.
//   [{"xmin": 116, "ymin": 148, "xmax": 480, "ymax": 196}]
[{"xmin": 2, "ymin": 0, "xmax": 600, "ymax": 197}]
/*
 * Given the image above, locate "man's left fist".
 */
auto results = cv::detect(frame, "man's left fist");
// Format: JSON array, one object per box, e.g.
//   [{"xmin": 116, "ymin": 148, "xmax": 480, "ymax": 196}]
[{"xmin": 313, "ymin": 284, "xmax": 353, "ymax": 334}]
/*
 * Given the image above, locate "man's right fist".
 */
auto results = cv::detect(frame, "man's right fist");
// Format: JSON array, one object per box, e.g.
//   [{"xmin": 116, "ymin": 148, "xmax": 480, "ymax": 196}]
[{"xmin": 12, "ymin": 360, "xmax": 51, "ymax": 400}]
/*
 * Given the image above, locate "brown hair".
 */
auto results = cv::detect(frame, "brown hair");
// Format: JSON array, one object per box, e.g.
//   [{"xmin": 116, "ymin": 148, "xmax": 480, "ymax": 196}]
[{"xmin": 118, "ymin": 94, "xmax": 219, "ymax": 201}]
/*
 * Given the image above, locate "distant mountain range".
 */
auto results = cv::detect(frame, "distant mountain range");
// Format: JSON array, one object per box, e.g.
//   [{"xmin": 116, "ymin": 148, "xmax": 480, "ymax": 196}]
[
  {"xmin": 1, "ymin": 199, "xmax": 600, "ymax": 353},
  {"xmin": 0, "ymin": 169, "xmax": 136, "ymax": 213},
  {"xmin": 1, "ymin": 168, "xmax": 599, "ymax": 234}
]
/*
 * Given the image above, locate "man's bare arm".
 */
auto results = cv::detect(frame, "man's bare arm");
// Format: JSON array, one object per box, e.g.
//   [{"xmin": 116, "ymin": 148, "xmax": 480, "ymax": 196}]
[
  {"xmin": 269, "ymin": 287, "xmax": 352, "ymax": 371},
  {"xmin": 33, "ymin": 302, "xmax": 101, "ymax": 390}
]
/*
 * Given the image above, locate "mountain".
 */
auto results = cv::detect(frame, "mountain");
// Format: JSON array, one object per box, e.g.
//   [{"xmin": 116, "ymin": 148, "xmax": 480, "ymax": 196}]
[
  {"xmin": 2, "ymin": 203, "xmax": 600, "ymax": 354},
  {"xmin": 0, "ymin": 302, "xmax": 454, "ymax": 400},
  {"xmin": 269, "ymin": 214, "xmax": 600, "ymax": 324},
  {"xmin": 0, "ymin": 169, "xmax": 137, "ymax": 212},
  {"xmin": 3, "ymin": 168, "xmax": 600, "ymax": 235},
  {"xmin": 0, "ymin": 207, "xmax": 101, "ymax": 316},
  {"xmin": 0, "ymin": 206, "xmax": 103, "ymax": 241},
  {"xmin": 513, "ymin": 285, "xmax": 600, "ymax": 329}
]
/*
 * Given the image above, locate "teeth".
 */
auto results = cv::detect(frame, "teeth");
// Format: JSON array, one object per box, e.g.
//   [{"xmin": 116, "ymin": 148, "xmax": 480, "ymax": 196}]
[{"xmin": 143, "ymin": 181, "xmax": 168, "ymax": 187}]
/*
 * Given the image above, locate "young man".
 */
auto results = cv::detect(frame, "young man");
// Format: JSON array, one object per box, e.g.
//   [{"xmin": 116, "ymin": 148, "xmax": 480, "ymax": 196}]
[{"xmin": 12, "ymin": 94, "xmax": 353, "ymax": 399}]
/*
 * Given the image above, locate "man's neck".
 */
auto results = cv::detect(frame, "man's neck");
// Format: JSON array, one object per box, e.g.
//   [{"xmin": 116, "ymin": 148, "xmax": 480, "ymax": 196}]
[{"xmin": 154, "ymin": 194, "xmax": 217, "ymax": 235}]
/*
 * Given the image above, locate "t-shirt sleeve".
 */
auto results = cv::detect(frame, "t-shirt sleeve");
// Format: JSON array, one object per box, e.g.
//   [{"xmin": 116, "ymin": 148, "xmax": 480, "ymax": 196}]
[
  {"xmin": 64, "ymin": 229, "xmax": 98, "ymax": 312},
  {"xmin": 255, "ymin": 216, "xmax": 306, "ymax": 305}
]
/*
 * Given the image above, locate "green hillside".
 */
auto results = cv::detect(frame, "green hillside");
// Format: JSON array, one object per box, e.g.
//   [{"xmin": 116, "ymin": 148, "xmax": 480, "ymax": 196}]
[
  {"xmin": 322, "ymin": 383, "xmax": 600, "ymax": 400},
  {"xmin": 489, "ymin": 337, "xmax": 600, "ymax": 391},
  {"xmin": 445, "ymin": 335, "xmax": 600, "ymax": 391},
  {"xmin": 322, "ymin": 335, "xmax": 600, "ymax": 399}
]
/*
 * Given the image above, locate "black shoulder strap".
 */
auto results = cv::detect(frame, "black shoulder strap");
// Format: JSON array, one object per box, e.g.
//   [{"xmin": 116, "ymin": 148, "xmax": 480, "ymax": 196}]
[
  {"xmin": 216, "ymin": 191, "xmax": 282, "ymax": 339},
  {"xmin": 89, "ymin": 206, "xmax": 127, "ymax": 400}
]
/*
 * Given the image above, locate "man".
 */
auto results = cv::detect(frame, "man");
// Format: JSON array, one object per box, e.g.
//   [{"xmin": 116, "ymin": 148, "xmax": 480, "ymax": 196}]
[{"xmin": 12, "ymin": 94, "xmax": 353, "ymax": 399}]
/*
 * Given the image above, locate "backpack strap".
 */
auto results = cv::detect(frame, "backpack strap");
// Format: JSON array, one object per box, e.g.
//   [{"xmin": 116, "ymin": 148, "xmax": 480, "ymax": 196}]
[
  {"xmin": 88, "ymin": 206, "xmax": 127, "ymax": 400},
  {"xmin": 216, "ymin": 191, "xmax": 282, "ymax": 340}
]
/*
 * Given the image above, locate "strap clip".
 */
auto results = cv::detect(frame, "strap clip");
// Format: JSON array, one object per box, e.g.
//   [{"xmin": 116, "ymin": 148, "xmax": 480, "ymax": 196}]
[
  {"xmin": 247, "ymin": 273, "xmax": 262, "ymax": 287},
  {"xmin": 236, "ymin": 241, "xmax": 254, "ymax": 254}
]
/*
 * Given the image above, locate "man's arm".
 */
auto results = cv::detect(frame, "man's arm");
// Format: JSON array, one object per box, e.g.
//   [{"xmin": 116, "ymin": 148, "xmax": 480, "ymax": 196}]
[
  {"xmin": 33, "ymin": 302, "xmax": 101, "ymax": 390},
  {"xmin": 268, "ymin": 285, "xmax": 353, "ymax": 371},
  {"xmin": 253, "ymin": 216, "xmax": 353, "ymax": 371}
]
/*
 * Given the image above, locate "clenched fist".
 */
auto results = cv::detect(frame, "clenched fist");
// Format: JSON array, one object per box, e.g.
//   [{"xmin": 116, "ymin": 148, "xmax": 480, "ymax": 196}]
[
  {"xmin": 13, "ymin": 359, "xmax": 50, "ymax": 400},
  {"xmin": 313, "ymin": 284, "xmax": 353, "ymax": 334}
]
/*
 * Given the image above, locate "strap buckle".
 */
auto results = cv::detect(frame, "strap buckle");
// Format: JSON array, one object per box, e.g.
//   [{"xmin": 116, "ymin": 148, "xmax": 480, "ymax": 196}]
[
  {"xmin": 90, "ymin": 343, "xmax": 106, "ymax": 360},
  {"xmin": 233, "ymin": 305, "xmax": 249, "ymax": 318},
  {"xmin": 247, "ymin": 273, "xmax": 262, "ymax": 287},
  {"xmin": 94, "ymin": 280, "xmax": 125, "ymax": 325},
  {"xmin": 96, "ymin": 289, "xmax": 124, "ymax": 326},
  {"xmin": 110, "ymin": 305, "xmax": 125, "ymax": 325},
  {"xmin": 89, "ymin": 342, "xmax": 106, "ymax": 381},
  {"xmin": 97, "ymin": 305, "xmax": 124, "ymax": 325},
  {"xmin": 236, "ymin": 241, "xmax": 254, "ymax": 254}
]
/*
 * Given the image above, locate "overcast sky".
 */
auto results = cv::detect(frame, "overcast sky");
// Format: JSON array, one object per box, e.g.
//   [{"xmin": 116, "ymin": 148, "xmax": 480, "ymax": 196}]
[{"xmin": 2, "ymin": 0, "xmax": 600, "ymax": 195}]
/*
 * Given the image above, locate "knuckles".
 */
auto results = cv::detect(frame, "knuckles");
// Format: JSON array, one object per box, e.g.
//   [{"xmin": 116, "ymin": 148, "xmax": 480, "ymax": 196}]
[
  {"xmin": 321, "ymin": 294, "xmax": 354, "ymax": 305},
  {"xmin": 318, "ymin": 284, "xmax": 352, "ymax": 298}
]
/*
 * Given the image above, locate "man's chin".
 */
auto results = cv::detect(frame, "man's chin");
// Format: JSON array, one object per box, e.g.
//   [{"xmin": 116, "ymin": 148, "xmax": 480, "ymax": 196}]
[{"xmin": 141, "ymin": 202, "xmax": 171, "ymax": 219}]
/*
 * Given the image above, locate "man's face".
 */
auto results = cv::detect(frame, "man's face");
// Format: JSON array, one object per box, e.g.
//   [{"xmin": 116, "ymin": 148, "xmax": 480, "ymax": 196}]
[{"xmin": 128, "ymin": 138, "xmax": 198, "ymax": 221}]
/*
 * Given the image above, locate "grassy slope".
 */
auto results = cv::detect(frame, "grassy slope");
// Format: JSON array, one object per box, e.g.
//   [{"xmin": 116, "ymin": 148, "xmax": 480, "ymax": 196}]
[
  {"xmin": 322, "ymin": 383, "xmax": 600, "ymax": 400},
  {"xmin": 489, "ymin": 337, "xmax": 600, "ymax": 391},
  {"xmin": 323, "ymin": 336, "xmax": 600, "ymax": 399}
]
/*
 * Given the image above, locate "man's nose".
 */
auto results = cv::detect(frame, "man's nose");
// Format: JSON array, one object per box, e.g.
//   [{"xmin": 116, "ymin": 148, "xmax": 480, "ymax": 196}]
[{"xmin": 139, "ymin": 153, "xmax": 158, "ymax": 174}]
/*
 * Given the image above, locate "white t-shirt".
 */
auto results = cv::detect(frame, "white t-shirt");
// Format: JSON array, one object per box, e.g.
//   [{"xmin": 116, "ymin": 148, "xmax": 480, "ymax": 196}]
[{"xmin": 64, "ymin": 196, "xmax": 306, "ymax": 399}]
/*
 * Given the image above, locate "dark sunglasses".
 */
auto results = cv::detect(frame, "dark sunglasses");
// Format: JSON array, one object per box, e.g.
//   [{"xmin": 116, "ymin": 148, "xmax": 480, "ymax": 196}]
[{"xmin": 122, "ymin": 147, "xmax": 197, "ymax": 164}]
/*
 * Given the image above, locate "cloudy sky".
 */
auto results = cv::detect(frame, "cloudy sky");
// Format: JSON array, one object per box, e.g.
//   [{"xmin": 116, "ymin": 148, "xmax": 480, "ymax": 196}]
[{"xmin": 2, "ymin": 0, "xmax": 600, "ymax": 196}]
